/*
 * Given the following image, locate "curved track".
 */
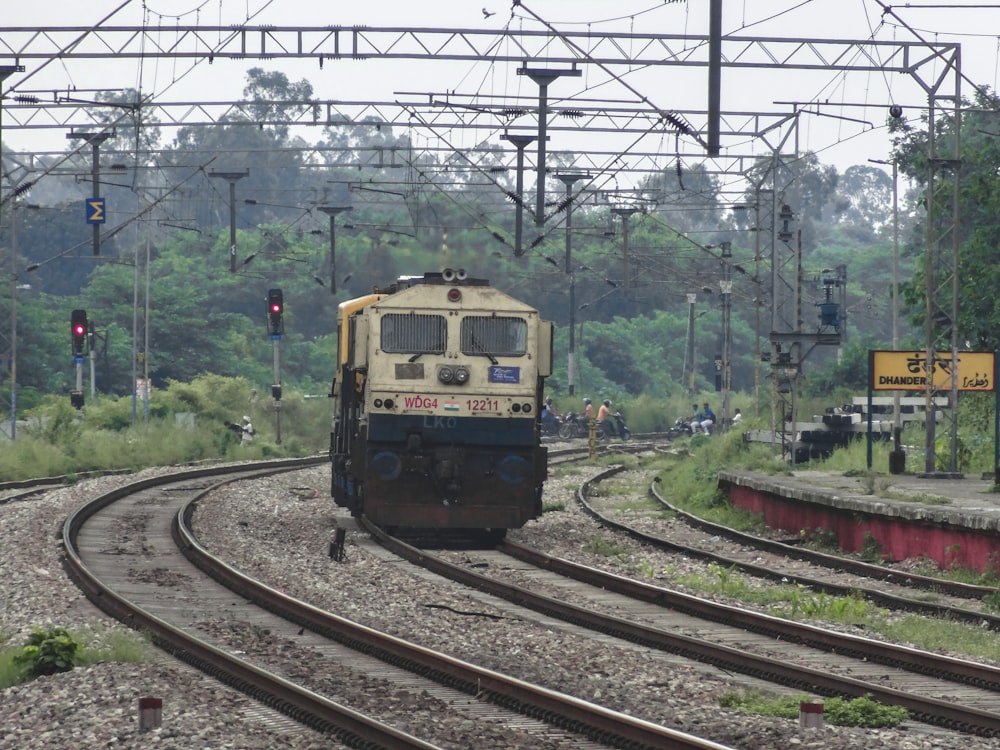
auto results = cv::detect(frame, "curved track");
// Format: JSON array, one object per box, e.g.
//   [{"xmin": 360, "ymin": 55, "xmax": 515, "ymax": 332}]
[
  {"xmin": 575, "ymin": 466, "xmax": 1000, "ymax": 628},
  {"xmin": 364, "ymin": 463, "xmax": 1000, "ymax": 737},
  {"xmin": 61, "ymin": 458, "xmax": 731, "ymax": 750},
  {"xmin": 647, "ymin": 472, "xmax": 997, "ymax": 601}
]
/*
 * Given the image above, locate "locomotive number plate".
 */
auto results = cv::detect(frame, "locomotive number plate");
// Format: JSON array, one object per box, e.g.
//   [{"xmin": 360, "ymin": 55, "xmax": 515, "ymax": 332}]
[{"xmin": 466, "ymin": 398, "xmax": 499, "ymax": 411}]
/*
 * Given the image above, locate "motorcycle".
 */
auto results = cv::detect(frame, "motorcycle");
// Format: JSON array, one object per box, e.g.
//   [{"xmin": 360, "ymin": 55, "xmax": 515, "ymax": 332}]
[
  {"xmin": 667, "ymin": 417, "xmax": 695, "ymax": 440},
  {"xmin": 558, "ymin": 411, "xmax": 591, "ymax": 439},
  {"xmin": 596, "ymin": 411, "xmax": 632, "ymax": 442},
  {"xmin": 540, "ymin": 414, "xmax": 563, "ymax": 437}
]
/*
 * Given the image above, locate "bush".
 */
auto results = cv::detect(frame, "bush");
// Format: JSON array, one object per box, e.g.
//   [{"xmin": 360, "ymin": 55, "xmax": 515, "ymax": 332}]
[{"xmin": 13, "ymin": 627, "xmax": 81, "ymax": 677}]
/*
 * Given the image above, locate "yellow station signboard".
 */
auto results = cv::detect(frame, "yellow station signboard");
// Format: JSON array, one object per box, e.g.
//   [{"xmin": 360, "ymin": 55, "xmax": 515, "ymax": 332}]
[{"xmin": 871, "ymin": 350, "xmax": 995, "ymax": 392}]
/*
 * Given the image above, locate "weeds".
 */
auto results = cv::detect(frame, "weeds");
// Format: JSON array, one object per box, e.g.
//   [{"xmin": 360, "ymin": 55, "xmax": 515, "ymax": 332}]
[
  {"xmin": 720, "ymin": 690, "xmax": 908, "ymax": 728},
  {"xmin": 1, "ymin": 626, "xmax": 149, "ymax": 689},
  {"xmin": 588, "ymin": 536, "xmax": 628, "ymax": 559},
  {"xmin": 11, "ymin": 627, "xmax": 80, "ymax": 678},
  {"xmin": 799, "ymin": 526, "xmax": 840, "ymax": 553},
  {"xmin": 860, "ymin": 532, "xmax": 884, "ymax": 564}
]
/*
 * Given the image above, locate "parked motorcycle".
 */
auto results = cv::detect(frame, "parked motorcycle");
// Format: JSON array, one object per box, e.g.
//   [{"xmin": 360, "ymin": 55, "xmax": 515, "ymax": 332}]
[
  {"xmin": 558, "ymin": 411, "xmax": 591, "ymax": 439},
  {"xmin": 596, "ymin": 411, "xmax": 632, "ymax": 441}
]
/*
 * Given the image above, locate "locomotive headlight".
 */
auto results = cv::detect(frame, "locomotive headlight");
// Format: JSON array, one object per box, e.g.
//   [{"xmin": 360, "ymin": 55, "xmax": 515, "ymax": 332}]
[
  {"xmin": 373, "ymin": 398, "xmax": 384, "ymax": 408},
  {"xmin": 512, "ymin": 403, "xmax": 522, "ymax": 413},
  {"xmin": 454, "ymin": 366, "xmax": 469, "ymax": 384},
  {"xmin": 447, "ymin": 288, "xmax": 462, "ymax": 302},
  {"xmin": 438, "ymin": 365, "xmax": 455, "ymax": 384}
]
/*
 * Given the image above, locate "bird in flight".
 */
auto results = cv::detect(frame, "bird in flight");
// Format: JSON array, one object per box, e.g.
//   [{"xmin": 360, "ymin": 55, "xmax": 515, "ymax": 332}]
[{"xmin": 483, "ymin": 8, "xmax": 496, "ymax": 19}]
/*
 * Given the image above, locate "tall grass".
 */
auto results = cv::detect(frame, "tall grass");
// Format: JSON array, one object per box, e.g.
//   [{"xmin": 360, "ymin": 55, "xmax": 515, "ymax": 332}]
[{"xmin": 0, "ymin": 374, "xmax": 329, "ymax": 482}]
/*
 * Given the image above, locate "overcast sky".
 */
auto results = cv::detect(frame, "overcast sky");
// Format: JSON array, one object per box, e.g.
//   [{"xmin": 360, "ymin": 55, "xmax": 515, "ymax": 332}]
[{"xmin": 3, "ymin": 0, "xmax": 1000, "ymax": 182}]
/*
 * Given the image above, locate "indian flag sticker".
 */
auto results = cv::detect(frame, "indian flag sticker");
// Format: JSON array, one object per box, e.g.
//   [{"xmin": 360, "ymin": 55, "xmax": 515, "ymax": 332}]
[{"xmin": 444, "ymin": 400, "xmax": 460, "ymax": 411}]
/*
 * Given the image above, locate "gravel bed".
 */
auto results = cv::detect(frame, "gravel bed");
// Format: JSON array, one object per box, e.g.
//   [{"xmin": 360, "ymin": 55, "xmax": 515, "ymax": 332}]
[
  {"xmin": 0, "ymin": 470, "xmax": 337, "ymax": 750},
  {"xmin": 1, "ymin": 461, "xmax": 998, "ymax": 749},
  {"xmin": 570, "ymin": 464, "xmax": 1000, "ymax": 670}
]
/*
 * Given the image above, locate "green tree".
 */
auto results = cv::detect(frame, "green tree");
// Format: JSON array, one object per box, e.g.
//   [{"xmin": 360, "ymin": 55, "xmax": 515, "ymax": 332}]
[{"xmin": 892, "ymin": 87, "xmax": 1000, "ymax": 350}]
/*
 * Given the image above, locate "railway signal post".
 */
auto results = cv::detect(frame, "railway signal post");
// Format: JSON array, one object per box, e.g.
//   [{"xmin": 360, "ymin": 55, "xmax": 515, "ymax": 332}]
[
  {"xmin": 70, "ymin": 309, "xmax": 88, "ymax": 409},
  {"xmin": 267, "ymin": 289, "xmax": 283, "ymax": 445}
]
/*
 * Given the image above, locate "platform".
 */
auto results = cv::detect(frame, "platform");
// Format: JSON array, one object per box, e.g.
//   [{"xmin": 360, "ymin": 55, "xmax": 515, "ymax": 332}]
[{"xmin": 718, "ymin": 469, "xmax": 1000, "ymax": 573}]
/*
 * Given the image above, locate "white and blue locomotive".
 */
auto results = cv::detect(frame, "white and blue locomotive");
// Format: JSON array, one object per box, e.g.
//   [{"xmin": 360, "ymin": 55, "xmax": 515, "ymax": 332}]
[{"xmin": 330, "ymin": 269, "xmax": 553, "ymax": 534}]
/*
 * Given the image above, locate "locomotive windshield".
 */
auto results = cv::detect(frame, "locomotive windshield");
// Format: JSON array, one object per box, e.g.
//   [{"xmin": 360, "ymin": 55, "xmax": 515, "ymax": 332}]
[
  {"xmin": 461, "ymin": 316, "xmax": 527, "ymax": 357},
  {"xmin": 381, "ymin": 313, "xmax": 447, "ymax": 354}
]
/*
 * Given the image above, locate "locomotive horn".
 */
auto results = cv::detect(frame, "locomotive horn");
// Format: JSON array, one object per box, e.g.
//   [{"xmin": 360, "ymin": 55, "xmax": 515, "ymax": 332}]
[
  {"xmin": 455, "ymin": 268, "xmax": 468, "ymax": 280},
  {"xmin": 442, "ymin": 268, "xmax": 456, "ymax": 281}
]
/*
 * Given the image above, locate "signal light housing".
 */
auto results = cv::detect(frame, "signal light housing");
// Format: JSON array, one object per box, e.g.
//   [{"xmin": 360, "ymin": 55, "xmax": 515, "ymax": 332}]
[
  {"xmin": 267, "ymin": 289, "xmax": 284, "ymax": 336},
  {"xmin": 71, "ymin": 309, "xmax": 88, "ymax": 358}
]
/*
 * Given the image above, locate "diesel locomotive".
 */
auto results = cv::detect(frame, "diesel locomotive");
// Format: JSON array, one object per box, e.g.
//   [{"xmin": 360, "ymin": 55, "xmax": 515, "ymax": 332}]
[{"xmin": 330, "ymin": 269, "xmax": 553, "ymax": 536}]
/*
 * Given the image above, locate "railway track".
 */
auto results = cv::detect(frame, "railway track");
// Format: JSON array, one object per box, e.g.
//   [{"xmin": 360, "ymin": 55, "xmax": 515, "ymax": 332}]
[
  {"xmin": 382, "ymin": 525, "xmax": 1000, "ymax": 736},
  {"xmin": 349, "ymin": 458, "xmax": 1000, "ymax": 738},
  {"xmin": 643, "ymin": 470, "xmax": 998, "ymax": 603},
  {"xmin": 61, "ymin": 457, "xmax": 731, "ymax": 750},
  {"xmin": 574, "ymin": 466, "xmax": 1000, "ymax": 628}
]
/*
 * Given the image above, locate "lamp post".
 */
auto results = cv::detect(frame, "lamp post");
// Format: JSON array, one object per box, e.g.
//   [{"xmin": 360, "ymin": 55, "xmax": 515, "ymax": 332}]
[
  {"xmin": 210, "ymin": 169, "xmax": 249, "ymax": 272},
  {"xmin": 556, "ymin": 172, "xmax": 587, "ymax": 396},
  {"xmin": 317, "ymin": 205, "xmax": 352, "ymax": 294}
]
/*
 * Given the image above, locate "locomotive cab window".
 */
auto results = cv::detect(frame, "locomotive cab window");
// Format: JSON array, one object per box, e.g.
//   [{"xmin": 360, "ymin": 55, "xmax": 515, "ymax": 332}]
[
  {"xmin": 381, "ymin": 314, "xmax": 447, "ymax": 354},
  {"xmin": 461, "ymin": 316, "xmax": 527, "ymax": 357}
]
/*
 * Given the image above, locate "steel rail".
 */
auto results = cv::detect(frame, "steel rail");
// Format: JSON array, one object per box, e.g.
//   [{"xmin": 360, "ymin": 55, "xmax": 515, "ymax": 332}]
[
  {"xmin": 61, "ymin": 458, "xmax": 446, "ymax": 750},
  {"xmin": 174, "ymin": 494, "xmax": 733, "ymax": 750},
  {"xmin": 365, "ymin": 467, "xmax": 1000, "ymax": 735},
  {"xmin": 573, "ymin": 467, "xmax": 1000, "ymax": 626},
  {"xmin": 653, "ymin": 478, "xmax": 996, "ymax": 599}
]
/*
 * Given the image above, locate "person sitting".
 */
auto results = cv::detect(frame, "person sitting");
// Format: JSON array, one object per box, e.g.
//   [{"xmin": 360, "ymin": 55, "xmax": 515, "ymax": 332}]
[
  {"xmin": 583, "ymin": 397, "xmax": 594, "ymax": 420},
  {"xmin": 691, "ymin": 403, "xmax": 705, "ymax": 432},
  {"xmin": 731, "ymin": 408, "xmax": 743, "ymax": 425},
  {"xmin": 701, "ymin": 403, "xmax": 716, "ymax": 435},
  {"xmin": 545, "ymin": 396, "xmax": 560, "ymax": 419},
  {"xmin": 541, "ymin": 397, "xmax": 558, "ymax": 429},
  {"xmin": 598, "ymin": 399, "xmax": 614, "ymax": 436}
]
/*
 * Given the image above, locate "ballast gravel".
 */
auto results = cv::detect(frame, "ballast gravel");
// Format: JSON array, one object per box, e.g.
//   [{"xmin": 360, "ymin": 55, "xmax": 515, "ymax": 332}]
[{"xmin": 1, "ymin": 459, "xmax": 998, "ymax": 750}]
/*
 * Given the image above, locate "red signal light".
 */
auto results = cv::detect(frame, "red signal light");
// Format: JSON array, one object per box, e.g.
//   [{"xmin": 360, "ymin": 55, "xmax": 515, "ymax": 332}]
[
  {"xmin": 266, "ymin": 288, "xmax": 284, "ymax": 335},
  {"xmin": 71, "ymin": 309, "xmax": 88, "ymax": 357}
]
